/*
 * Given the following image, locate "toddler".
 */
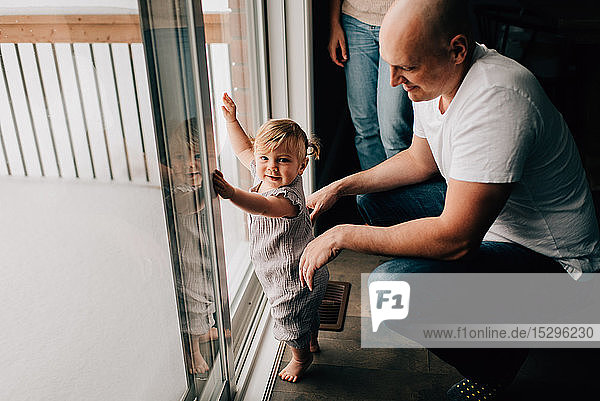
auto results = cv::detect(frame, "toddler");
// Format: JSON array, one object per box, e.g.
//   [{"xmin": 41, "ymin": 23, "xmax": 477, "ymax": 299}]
[
  {"xmin": 213, "ymin": 93, "xmax": 329, "ymax": 382},
  {"xmin": 168, "ymin": 119, "xmax": 218, "ymax": 376}
]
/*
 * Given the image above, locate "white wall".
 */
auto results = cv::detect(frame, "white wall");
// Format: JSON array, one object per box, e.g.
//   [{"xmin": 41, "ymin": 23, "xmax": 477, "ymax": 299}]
[
  {"xmin": 266, "ymin": 0, "xmax": 315, "ymax": 193},
  {"xmin": 0, "ymin": 177, "xmax": 187, "ymax": 401}
]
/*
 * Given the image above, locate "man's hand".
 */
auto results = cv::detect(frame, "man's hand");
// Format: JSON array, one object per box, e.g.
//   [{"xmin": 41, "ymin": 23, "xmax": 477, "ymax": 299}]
[
  {"xmin": 212, "ymin": 170, "xmax": 235, "ymax": 199},
  {"xmin": 306, "ymin": 182, "xmax": 341, "ymax": 223},
  {"xmin": 328, "ymin": 22, "xmax": 347, "ymax": 67},
  {"xmin": 299, "ymin": 226, "xmax": 345, "ymax": 290}
]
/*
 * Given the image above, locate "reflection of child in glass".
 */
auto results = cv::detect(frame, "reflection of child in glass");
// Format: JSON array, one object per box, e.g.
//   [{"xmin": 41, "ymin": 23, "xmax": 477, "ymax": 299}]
[
  {"xmin": 169, "ymin": 119, "xmax": 218, "ymax": 375},
  {"xmin": 213, "ymin": 93, "xmax": 329, "ymax": 382}
]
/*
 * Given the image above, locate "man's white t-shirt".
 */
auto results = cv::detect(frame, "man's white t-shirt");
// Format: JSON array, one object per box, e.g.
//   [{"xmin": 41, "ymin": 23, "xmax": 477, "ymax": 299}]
[{"xmin": 413, "ymin": 43, "xmax": 600, "ymax": 278}]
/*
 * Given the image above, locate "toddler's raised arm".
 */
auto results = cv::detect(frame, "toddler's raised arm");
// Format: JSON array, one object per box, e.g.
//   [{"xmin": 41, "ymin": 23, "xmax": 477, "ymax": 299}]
[{"xmin": 221, "ymin": 93, "xmax": 254, "ymax": 170}]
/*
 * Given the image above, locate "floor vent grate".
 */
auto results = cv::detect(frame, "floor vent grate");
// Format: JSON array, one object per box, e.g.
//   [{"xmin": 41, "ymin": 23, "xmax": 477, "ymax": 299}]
[{"xmin": 318, "ymin": 280, "xmax": 351, "ymax": 331}]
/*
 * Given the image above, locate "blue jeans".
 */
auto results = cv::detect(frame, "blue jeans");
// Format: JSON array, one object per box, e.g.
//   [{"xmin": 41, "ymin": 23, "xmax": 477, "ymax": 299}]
[
  {"xmin": 342, "ymin": 14, "xmax": 413, "ymax": 170},
  {"xmin": 357, "ymin": 180, "xmax": 564, "ymax": 384}
]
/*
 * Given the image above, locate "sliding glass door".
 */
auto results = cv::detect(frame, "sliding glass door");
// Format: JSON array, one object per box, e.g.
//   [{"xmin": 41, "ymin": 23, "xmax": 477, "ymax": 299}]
[
  {"xmin": 1, "ymin": 0, "xmax": 269, "ymax": 399},
  {"xmin": 138, "ymin": 0, "xmax": 269, "ymax": 399},
  {"xmin": 0, "ymin": 3, "xmax": 192, "ymax": 401},
  {"xmin": 137, "ymin": 0, "xmax": 233, "ymax": 399}
]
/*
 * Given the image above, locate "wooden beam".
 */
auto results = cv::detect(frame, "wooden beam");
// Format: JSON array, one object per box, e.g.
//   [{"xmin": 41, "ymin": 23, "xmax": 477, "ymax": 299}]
[{"xmin": 0, "ymin": 14, "xmax": 227, "ymax": 44}]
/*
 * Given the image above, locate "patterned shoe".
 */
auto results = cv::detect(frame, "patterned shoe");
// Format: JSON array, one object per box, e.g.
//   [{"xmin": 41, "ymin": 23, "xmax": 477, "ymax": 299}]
[{"xmin": 446, "ymin": 378, "xmax": 504, "ymax": 401}]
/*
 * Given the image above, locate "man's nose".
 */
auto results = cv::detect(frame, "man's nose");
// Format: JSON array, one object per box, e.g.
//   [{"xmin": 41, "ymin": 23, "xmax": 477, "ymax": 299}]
[{"xmin": 390, "ymin": 68, "xmax": 405, "ymax": 87}]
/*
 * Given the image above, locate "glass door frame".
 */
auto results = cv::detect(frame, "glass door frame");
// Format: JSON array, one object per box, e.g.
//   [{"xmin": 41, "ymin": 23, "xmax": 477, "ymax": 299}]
[{"xmin": 137, "ymin": 0, "xmax": 236, "ymax": 400}]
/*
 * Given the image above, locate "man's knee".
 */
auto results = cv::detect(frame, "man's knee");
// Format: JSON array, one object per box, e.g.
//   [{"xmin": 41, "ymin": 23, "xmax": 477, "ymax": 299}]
[
  {"xmin": 368, "ymin": 258, "xmax": 441, "ymax": 286},
  {"xmin": 356, "ymin": 193, "xmax": 376, "ymax": 225},
  {"xmin": 357, "ymin": 191, "xmax": 411, "ymax": 227},
  {"xmin": 356, "ymin": 193, "xmax": 369, "ymax": 212}
]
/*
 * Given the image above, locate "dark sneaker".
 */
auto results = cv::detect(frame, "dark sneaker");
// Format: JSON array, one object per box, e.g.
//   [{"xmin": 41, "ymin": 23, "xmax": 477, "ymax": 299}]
[{"xmin": 447, "ymin": 378, "xmax": 504, "ymax": 401}]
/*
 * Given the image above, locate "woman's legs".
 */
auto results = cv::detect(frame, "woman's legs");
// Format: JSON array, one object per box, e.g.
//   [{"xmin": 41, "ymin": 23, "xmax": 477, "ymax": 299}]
[
  {"xmin": 342, "ymin": 14, "xmax": 414, "ymax": 169},
  {"xmin": 342, "ymin": 14, "xmax": 386, "ymax": 170},
  {"xmin": 377, "ymin": 57, "xmax": 413, "ymax": 157}
]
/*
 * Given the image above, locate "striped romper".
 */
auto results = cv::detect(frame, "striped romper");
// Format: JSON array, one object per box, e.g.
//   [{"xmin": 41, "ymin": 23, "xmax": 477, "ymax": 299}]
[
  {"xmin": 249, "ymin": 165, "xmax": 329, "ymax": 349},
  {"xmin": 171, "ymin": 188, "xmax": 216, "ymax": 337}
]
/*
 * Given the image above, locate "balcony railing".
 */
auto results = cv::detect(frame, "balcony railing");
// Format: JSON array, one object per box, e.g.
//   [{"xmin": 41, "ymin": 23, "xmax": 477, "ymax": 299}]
[{"xmin": 0, "ymin": 13, "xmax": 229, "ymax": 185}]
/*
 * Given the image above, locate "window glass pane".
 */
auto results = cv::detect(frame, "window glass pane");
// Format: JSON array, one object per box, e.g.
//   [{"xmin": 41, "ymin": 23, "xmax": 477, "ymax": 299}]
[
  {"xmin": 0, "ymin": 2, "xmax": 194, "ymax": 400},
  {"xmin": 166, "ymin": 118, "xmax": 223, "ymax": 393},
  {"xmin": 1, "ymin": 0, "xmax": 266, "ymax": 398},
  {"xmin": 137, "ymin": 0, "xmax": 234, "ymax": 398},
  {"xmin": 203, "ymin": 0, "xmax": 264, "ymax": 303}
]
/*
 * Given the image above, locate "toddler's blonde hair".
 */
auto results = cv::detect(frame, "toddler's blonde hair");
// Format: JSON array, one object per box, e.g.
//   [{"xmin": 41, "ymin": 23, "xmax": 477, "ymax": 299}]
[
  {"xmin": 253, "ymin": 119, "xmax": 320, "ymax": 162},
  {"xmin": 170, "ymin": 117, "xmax": 200, "ymax": 152}
]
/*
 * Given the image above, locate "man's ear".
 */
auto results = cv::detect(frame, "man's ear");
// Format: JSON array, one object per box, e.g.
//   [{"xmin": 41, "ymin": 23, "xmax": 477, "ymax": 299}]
[
  {"xmin": 298, "ymin": 157, "xmax": 309, "ymax": 175},
  {"xmin": 449, "ymin": 34, "xmax": 468, "ymax": 65}
]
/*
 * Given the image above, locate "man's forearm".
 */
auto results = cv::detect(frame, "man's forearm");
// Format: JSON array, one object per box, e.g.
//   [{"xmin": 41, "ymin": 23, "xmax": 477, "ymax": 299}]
[
  {"xmin": 334, "ymin": 149, "xmax": 439, "ymax": 197},
  {"xmin": 336, "ymin": 218, "xmax": 472, "ymax": 261}
]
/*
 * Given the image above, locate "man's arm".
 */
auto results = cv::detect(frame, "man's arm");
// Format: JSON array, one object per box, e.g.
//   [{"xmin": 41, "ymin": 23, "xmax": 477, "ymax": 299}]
[
  {"xmin": 307, "ymin": 135, "xmax": 439, "ymax": 222},
  {"xmin": 299, "ymin": 178, "xmax": 514, "ymax": 289}
]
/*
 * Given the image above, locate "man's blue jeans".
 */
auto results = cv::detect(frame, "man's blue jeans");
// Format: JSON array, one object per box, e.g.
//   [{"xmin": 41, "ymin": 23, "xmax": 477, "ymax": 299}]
[
  {"xmin": 357, "ymin": 179, "xmax": 564, "ymax": 384},
  {"xmin": 342, "ymin": 14, "xmax": 413, "ymax": 170}
]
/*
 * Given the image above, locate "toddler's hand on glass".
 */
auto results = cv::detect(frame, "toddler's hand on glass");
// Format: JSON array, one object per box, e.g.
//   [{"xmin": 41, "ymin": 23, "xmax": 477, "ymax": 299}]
[
  {"xmin": 221, "ymin": 92, "xmax": 237, "ymax": 123},
  {"xmin": 212, "ymin": 170, "xmax": 235, "ymax": 199}
]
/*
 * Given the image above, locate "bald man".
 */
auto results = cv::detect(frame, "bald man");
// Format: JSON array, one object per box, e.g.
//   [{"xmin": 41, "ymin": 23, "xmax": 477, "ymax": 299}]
[{"xmin": 300, "ymin": 0, "xmax": 600, "ymax": 398}]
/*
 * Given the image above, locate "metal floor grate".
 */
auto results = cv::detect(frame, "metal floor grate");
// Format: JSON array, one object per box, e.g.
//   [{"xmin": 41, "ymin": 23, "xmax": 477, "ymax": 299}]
[{"xmin": 318, "ymin": 280, "xmax": 351, "ymax": 331}]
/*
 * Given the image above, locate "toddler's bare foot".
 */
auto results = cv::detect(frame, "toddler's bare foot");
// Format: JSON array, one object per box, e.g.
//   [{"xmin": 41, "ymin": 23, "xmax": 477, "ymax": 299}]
[
  {"xmin": 190, "ymin": 336, "xmax": 210, "ymax": 374},
  {"xmin": 187, "ymin": 327, "xmax": 231, "ymax": 374},
  {"xmin": 309, "ymin": 331, "xmax": 320, "ymax": 353},
  {"xmin": 278, "ymin": 347, "xmax": 313, "ymax": 383}
]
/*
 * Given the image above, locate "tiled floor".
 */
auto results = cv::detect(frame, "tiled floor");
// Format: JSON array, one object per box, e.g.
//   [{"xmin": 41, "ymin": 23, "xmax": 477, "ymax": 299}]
[
  {"xmin": 268, "ymin": 251, "xmax": 600, "ymax": 401},
  {"xmin": 269, "ymin": 251, "xmax": 462, "ymax": 401}
]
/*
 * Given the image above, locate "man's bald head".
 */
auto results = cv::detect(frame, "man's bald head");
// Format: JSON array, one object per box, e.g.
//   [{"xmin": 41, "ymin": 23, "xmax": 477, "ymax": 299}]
[
  {"xmin": 381, "ymin": 0, "xmax": 472, "ymax": 56},
  {"xmin": 380, "ymin": 0, "xmax": 474, "ymax": 104}
]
